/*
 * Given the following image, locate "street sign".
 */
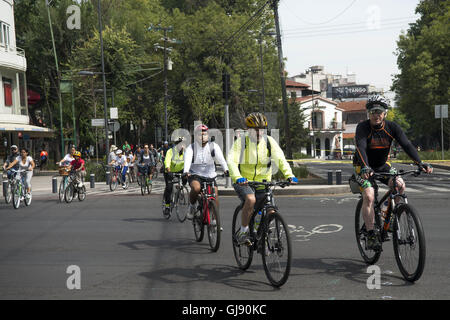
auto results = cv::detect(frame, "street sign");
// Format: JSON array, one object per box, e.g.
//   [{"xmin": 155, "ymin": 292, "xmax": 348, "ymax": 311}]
[
  {"xmin": 91, "ymin": 118, "xmax": 105, "ymax": 126},
  {"xmin": 108, "ymin": 121, "xmax": 120, "ymax": 132},
  {"xmin": 435, "ymin": 105, "xmax": 448, "ymax": 118},
  {"xmin": 110, "ymin": 107, "xmax": 118, "ymax": 120}
]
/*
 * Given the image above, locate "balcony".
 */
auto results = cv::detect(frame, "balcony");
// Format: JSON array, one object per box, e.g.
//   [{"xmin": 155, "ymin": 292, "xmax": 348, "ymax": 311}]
[
  {"xmin": 0, "ymin": 44, "xmax": 26, "ymax": 71},
  {"xmin": 309, "ymin": 120, "xmax": 346, "ymax": 131}
]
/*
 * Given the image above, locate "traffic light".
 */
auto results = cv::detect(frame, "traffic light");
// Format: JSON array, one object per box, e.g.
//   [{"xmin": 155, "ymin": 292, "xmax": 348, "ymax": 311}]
[{"xmin": 222, "ymin": 73, "xmax": 230, "ymax": 99}]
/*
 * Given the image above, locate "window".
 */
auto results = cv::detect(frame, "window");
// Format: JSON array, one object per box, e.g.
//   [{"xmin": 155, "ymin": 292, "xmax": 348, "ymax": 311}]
[
  {"xmin": 312, "ymin": 111, "xmax": 323, "ymax": 129},
  {"xmin": 0, "ymin": 22, "xmax": 10, "ymax": 48},
  {"xmin": 3, "ymin": 78, "xmax": 12, "ymax": 106}
]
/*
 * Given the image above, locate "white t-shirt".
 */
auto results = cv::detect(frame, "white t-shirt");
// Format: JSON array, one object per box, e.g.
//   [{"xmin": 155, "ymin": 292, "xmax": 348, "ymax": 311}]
[
  {"xmin": 115, "ymin": 155, "xmax": 128, "ymax": 166},
  {"xmin": 61, "ymin": 154, "xmax": 74, "ymax": 166},
  {"xmin": 183, "ymin": 142, "xmax": 228, "ymax": 179},
  {"xmin": 16, "ymin": 156, "xmax": 34, "ymax": 171}
]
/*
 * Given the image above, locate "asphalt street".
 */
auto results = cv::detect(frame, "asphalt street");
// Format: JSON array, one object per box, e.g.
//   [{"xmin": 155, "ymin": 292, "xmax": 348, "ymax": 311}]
[{"xmin": 0, "ymin": 172, "xmax": 448, "ymax": 300}]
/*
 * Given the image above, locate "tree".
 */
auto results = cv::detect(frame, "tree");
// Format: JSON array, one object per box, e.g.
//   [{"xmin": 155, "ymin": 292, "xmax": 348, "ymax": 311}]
[{"xmin": 392, "ymin": 0, "xmax": 450, "ymax": 150}]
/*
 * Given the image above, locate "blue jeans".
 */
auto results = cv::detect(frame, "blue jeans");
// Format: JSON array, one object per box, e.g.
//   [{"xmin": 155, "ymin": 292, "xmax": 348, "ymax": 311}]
[{"xmin": 115, "ymin": 166, "xmax": 128, "ymax": 183}]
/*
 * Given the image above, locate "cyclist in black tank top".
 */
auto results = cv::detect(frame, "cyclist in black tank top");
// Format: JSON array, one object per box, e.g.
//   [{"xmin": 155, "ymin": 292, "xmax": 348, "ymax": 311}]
[{"xmin": 353, "ymin": 96, "xmax": 433, "ymax": 250}]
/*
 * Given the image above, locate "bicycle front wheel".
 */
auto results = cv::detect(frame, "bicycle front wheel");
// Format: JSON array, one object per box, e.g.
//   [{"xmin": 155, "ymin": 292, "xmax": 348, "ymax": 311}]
[
  {"xmin": 140, "ymin": 175, "xmax": 146, "ymax": 195},
  {"xmin": 110, "ymin": 174, "xmax": 118, "ymax": 191},
  {"xmin": 261, "ymin": 211, "xmax": 292, "ymax": 287},
  {"xmin": 78, "ymin": 186, "xmax": 86, "ymax": 201},
  {"xmin": 193, "ymin": 203, "xmax": 204, "ymax": 242},
  {"xmin": 355, "ymin": 198, "xmax": 381, "ymax": 265},
  {"xmin": 65, "ymin": 184, "xmax": 74, "ymax": 203},
  {"xmin": 393, "ymin": 204, "xmax": 426, "ymax": 282},
  {"xmin": 58, "ymin": 178, "xmax": 66, "ymax": 202},
  {"xmin": 207, "ymin": 201, "xmax": 221, "ymax": 252},
  {"xmin": 12, "ymin": 184, "xmax": 21, "ymax": 209},
  {"xmin": 231, "ymin": 204, "xmax": 254, "ymax": 270}
]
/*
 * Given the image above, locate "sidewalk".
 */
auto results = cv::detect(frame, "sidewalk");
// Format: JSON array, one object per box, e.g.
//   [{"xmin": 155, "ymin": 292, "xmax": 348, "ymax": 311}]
[{"xmin": 1, "ymin": 174, "xmax": 350, "ymax": 197}]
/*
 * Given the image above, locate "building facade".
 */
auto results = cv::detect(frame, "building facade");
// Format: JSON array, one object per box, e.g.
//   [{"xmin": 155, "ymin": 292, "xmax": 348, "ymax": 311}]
[{"xmin": 0, "ymin": 0, "xmax": 51, "ymax": 161}]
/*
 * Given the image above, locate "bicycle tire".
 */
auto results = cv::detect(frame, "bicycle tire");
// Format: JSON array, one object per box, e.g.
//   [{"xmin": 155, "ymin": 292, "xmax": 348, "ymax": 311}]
[
  {"xmin": 58, "ymin": 178, "xmax": 66, "ymax": 202},
  {"xmin": 65, "ymin": 183, "xmax": 74, "ymax": 203},
  {"xmin": 78, "ymin": 186, "xmax": 86, "ymax": 201},
  {"xmin": 24, "ymin": 192, "xmax": 32, "ymax": 206},
  {"xmin": 12, "ymin": 184, "xmax": 21, "ymax": 209},
  {"xmin": 207, "ymin": 200, "xmax": 221, "ymax": 252},
  {"xmin": 355, "ymin": 198, "xmax": 382, "ymax": 265},
  {"xmin": 140, "ymin": 175, "xmax": 146, "ymax": 195},
  {"xmin": 176, "ymin": 186, "xmax": 188, "ymax": 223},
  {"xmin": 110, "ymin": 174, "xmax": 118, "ymax": 191},
  {"xmin": 392, "ymin": 203, "xmax": 426, "ymax": 282},
  {"xmin": 193, "ymin": 203, "xmax": 204, "ymax": 242},
  {"xmin": 147, "ymin": 178, "xmax": 152, "ymax": 195},
  {"xmin": 231, "ymin": 204, "xmax": 254, "ymax": 270},
  {"xmin": 261, "ymin": 211, "xmax": 292, "ymax": 287},
  {"xmin": 4, "ymin": 182, "xmax": 12, "ymax": 204}
]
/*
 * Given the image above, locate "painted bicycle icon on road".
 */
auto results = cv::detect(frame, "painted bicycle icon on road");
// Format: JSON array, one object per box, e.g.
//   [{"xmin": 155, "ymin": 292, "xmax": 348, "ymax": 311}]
[{"xmin": 288, "ymin": 224, "xmax": 343, "ymax": 242}]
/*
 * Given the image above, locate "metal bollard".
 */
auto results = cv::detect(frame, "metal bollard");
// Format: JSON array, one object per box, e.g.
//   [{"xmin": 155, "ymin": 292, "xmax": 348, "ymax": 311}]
[
  {"xmin": 90, "ymin": 174, "xmax": 95, "ymax": 188},
  {"xmin": 106, "ymin": 171, "xmax": 110, "ymax": 185},
  {"xmin": 336, "ymin": 170, "xmax": 342, "ymax": 185},
  {"xmin": 52, "ymin": 177, "xmax": 58, "ymax": 193},
  {"xmin": 3, "ymin": 180, "xmax": 8, "ymax": 197},
  {"xmin": 327, "ymin": 171, "xmax": 333, "ymax": 185}
]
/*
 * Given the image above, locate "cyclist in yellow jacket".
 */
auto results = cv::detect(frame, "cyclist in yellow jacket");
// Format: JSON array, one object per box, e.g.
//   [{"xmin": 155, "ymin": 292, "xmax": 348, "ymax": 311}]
[
  {"xmin": 163, "ymin": 137, "xmax": 185, "ymax": 218},
  {"xmin": 227, "ymin": 112, "xmax": 298, "ymax": 245}
]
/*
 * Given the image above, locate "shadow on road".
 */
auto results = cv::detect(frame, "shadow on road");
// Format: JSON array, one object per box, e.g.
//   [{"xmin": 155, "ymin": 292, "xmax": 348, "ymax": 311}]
[
  {"xmin": 291, "ymin": 257, "xmax": 414, "ymax": 287},
  {"xmin": 139, "ymin": 263, "xmax": 278, "ymax": 295}
]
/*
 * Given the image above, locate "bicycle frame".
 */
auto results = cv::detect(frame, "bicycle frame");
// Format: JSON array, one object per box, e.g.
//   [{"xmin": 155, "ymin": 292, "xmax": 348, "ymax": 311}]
[{"xmin": 199, "ymin": 180, "xmax": 217, "ymax": 226}]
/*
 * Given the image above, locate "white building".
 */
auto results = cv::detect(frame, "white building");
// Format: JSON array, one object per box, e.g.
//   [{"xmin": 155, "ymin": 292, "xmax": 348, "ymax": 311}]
[
  {"xmin": 295, "ymin": 95, "xmax": 345, "ymax": 159},
  {"xmin": 0, "ymin": 0, "xmax": 51, "ymax": 160}
]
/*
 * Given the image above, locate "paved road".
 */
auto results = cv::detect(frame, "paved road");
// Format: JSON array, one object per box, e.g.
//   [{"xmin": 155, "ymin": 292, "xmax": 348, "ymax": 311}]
[{"xmin": 0, "ymin": 184, "xmax": 448, "ymax": 300}]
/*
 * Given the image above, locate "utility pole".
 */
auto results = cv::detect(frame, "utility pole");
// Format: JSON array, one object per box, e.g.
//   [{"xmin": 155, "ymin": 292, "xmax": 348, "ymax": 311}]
[
  {"xmin": 163, "ymin": 28, "xmax": 168, "ymax": 141},
  {"xmin": 223, "ymin": 73, "xmax": 231, "ymax": 188},
  {"xmin": 258, "ymin": 33, "xmax": 266, "ymax": 113},
  {"xmin": 45, "ymin": 0, "xmax": 64, "ymax": 156},
  {"xmin": 97, "ymin": 0, "xmax": 109, "ymax": 161},
  {"xmin": 272, "ymin": 0, "xmax": 292, "ymax": 160}
]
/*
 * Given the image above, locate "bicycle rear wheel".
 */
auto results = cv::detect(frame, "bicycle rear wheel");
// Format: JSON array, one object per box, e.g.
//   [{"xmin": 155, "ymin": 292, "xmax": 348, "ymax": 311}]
[
  {"xmin": 176, "ymin": 186, "xmax": 188, "ymax": 223},
  {"xmin": 78, "ymin": 186, "xmax": 86, "ymax": 201},
  {"xmin": 393, "ymin": 204, "xmax": 426, "ymax": 282},
  {"xmin": 24, "ymin": 192, "xmax": 32, "ymax": 206},
  {"xmin": 355, "ymin": 198, "xmax": 382, "ymax": 264},
  {"xmin": 4, "ymin": 182, "xmax": 12, "ymax": 204},
  {"xmin": 261, "ymin": 211, "xmax": 292, "ymax": 287},
  {"xmin": 207, "ymin": 201, "xmax": 221, "ymax": 252},
  {"xmin": 231, "ymin": 204, "xmax": 254, "ymax": 270},
  {"xmin": 140, "ymin": 175, "xmax": 146, "ymax": 195}
]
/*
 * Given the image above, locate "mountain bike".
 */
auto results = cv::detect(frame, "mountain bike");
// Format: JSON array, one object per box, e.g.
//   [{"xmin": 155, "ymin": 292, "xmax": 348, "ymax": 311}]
[
  {"xmin": 353, "ymin": 167, "xmax": 426, "ymax": 282},
  {"xmin": 137, "ymin": 164, "xmax": 152, "ymax": 195},
  {"xmin": 191, "ymin": 175, "xmax": 221, "ymax": 252},
  {"xmin": 10, "ymin": 169, "xmax": 32, "ymax": 209},
  {"xmin": 161, "ymin": 173, "xmax": 188, "ymax": 221},
  {"xmin": 232, "ymin": 180, "xmax": 292, "ymax": 287},
  {"xmin": 64, "ymin": 171, "xmax": 87, "ymax": 203},
  {"xmin": 110, "ymin": 165, "xmax": 129, "ymax": 191}
]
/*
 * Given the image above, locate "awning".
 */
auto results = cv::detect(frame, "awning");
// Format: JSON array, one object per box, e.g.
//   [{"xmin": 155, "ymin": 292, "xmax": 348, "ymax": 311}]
[{"xmin": 0, "ymin": 124, "xmax": 54, "ymax": 138}]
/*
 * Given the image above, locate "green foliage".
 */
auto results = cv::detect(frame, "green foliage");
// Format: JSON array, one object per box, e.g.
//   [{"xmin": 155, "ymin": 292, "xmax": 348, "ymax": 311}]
[
  {"xmin": 273, "ymin": 165, "xmax": 309, "ymax": 181},
  {"xmin": 397, "ymin": 150, "xmax": 450, "ymax": 161},
  {"xmin": 392, "ymin": 0, "xmax": 450, "ymax": 148},
  {"xmin": 386, "ymin": 107, "xmax": 411, "ymax": 132},
  {"xmin": 277, "ymin": 99, "xmax": 310, "ymax": 153}
]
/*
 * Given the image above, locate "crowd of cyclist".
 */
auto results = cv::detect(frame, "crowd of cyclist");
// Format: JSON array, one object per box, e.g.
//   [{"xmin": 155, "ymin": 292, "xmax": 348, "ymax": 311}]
[{"xmin": 2, "ymin": 96, "xmax": 434, "ymax": 251}]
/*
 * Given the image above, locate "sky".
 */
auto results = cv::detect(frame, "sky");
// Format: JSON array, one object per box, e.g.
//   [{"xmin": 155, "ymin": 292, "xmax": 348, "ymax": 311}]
[{"xmin": 278, "ymin": 0, "xmax": 421, "ymax": 95}]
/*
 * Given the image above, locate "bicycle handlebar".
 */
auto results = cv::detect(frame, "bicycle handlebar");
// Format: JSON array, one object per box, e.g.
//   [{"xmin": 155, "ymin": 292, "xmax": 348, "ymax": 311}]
[
  {"xmin": 247, "ymin": 180, "xmax": 291, "ymax": 188},
  {"xmin": 372, "ymin": 168, "xmax": 422, "ymax": 180}
]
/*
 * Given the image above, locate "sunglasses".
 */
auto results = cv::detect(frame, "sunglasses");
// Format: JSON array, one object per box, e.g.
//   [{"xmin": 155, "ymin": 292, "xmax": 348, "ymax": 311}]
[{"xmin": 369, "ymin": 109, "xmax": 384, "ymax": 115}]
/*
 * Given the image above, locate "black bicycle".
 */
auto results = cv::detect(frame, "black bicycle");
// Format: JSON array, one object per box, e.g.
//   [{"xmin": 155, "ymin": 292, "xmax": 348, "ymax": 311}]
[
  {"xmin": 231, "ymin": 180, "xmax": 292, "ymax": 287},
  {"xmin": 64, "ymin": 171, "xmax": 87, "ymax": 203},
  {"xmin": 161, "ymin": 173, "xmax": 189, "ymax": 222},
  {"xmin": 353, "ymin": 167, "xmax": 426, "ymax": 282}
]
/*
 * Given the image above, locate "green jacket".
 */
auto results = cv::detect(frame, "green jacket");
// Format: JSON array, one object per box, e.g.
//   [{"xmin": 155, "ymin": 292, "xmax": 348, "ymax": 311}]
[
  {"xmin": 227, "ymin": 135, "xmax": 294, "ymax": 183},
  {"xmin": 164, "ymin": 147, "xmax": 184, "ymax": 172}
]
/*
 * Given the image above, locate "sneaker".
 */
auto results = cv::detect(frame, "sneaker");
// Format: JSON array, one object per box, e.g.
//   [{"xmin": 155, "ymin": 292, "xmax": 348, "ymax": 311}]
[
  {"xmin": 163, "ymin": 205, "xmax": 171, "ymax": 218},
  {"xmin": 367, "ymin": 230, "xmax": 382, "ymax": 251},
  {"xmin": 237, "ymin": 231, "xmax": 252, "ymax": 246},
  {"xmin": 187, "ymin": 203, "xmax": 196, "ymax": 220}
]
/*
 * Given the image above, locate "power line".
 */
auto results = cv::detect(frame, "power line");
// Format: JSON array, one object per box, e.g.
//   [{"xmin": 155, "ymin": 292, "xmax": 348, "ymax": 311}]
[
  {"xmin": 282, "ymin": 16, "xmax": 416, "ymax": 33},
  {"xmin": 281, "ymin": 0, "xmax": 358, "ymax": 26}
]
